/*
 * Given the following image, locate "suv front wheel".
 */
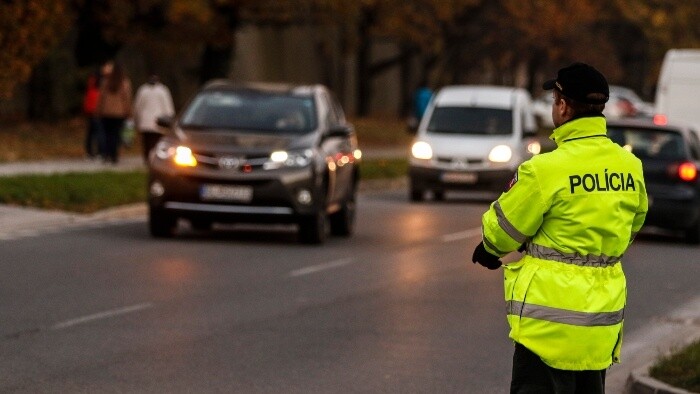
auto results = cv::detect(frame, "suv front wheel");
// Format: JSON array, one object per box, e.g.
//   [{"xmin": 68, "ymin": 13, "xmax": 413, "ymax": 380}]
[
  {"xmin": 330, "ymin": 186, "xmax": 356, "ymax": 236},
  {"xmin": 149, "ymin": 207, "xmax": 177, "ymax": 238},
  {"xmin": 684, "ymin": 219, "xmax": 700, "ymax": 244},
  {"xmin": 298, "ymin": 209, "xmax": 328, "ymax": 244}
]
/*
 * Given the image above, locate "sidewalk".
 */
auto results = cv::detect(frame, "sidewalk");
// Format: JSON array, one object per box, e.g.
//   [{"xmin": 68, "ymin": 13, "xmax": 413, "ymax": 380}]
[
  {"xmin": 0, "ymin": 155, "xmax": 144, "ymax": 177},
  {"xmin": 0, "ymin": 155, "xmax": 148, "ymax": 238},
  {"xmin": 1, "ymin": 153, "xmax": 699, "ymax": 394},
  {"xmin": 0, "ymin": 150, "xmax": 407, "ymax": 234}
]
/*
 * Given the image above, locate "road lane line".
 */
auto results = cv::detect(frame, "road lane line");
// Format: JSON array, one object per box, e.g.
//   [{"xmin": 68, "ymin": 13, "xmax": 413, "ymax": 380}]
[
  {"xmin": 289, "ymin": 258, "xmax": 355, "ymax": 277},
  {"xmin": 441, "ymin": 227, "xmax": 482, "ymax": 243},
  {"xmin": 50, "ymin": 302, "xmax": 154, "ymax": 330}
]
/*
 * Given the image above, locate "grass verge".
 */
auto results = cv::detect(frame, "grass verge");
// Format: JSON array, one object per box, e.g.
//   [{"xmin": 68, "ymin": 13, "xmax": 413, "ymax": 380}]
[
  {"xmin": 0, "ymin": 170, "xmax": 147, "ymax": 213},
  {"xmin": 0, "ymin": 158, "xmax": 407, "ymax": 213},
  {"xmin": 360, "ymin": 157, "xmax": 408, "ymax": 180},
  {"xmin": 0, "ymin": 116, "xmax": 409, "ymax": 162},
  {"xmin": 0, "ymin": 117, "xmax": 140, "ymax": 162},
  {"xmin": 649, "ymin": 338, "xmax": 700, "ymax": 392}
]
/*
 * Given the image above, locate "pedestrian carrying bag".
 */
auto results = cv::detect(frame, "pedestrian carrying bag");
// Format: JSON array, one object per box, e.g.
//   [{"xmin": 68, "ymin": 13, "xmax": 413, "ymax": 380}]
[{"xmin": 121, "ymin": 119, "xmax": 135, "ymax": 147}]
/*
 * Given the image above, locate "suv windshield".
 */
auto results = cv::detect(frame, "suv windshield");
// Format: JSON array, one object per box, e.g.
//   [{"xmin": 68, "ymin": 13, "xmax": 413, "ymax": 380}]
[
  {"xmin": 608, "ymin": 127, "xmax": 686, "ymax": 160},
  {"xmin": 180, "ymin": 90, "xmax": 317, "ymax": 133},
  {"xmin": 427, "ymin": 107, "xmax": 513, "ymax": 135}
]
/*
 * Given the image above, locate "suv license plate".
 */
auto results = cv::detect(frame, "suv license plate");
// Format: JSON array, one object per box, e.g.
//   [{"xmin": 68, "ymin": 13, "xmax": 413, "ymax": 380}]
[
  {"xmin": 442, "ymin": 172, "xmax": 478, "ymax": 184},
  {"xmin": 200, "ymin": 184, "xmax": 253, "ymax": 202}
]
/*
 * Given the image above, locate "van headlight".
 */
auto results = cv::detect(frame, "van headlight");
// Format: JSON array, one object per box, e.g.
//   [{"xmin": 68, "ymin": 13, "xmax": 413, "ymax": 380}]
[
  {"xmin": 527, "ymin": 140, "xmax": 541, "ymax": 155},
  {"xmin": 154, "ymin": 141, "xmax": 198, "ymax": 167},
  {"xmin": 263, "ymin": 149, "xmax": 313, "ymax": 169},
  {"xmin": 488, "ymin": 145, "xmax": 512, "ymax": 163},
  {"xmin": 411, "ymin": 141, "xmax": 433, "ymax": 160}
]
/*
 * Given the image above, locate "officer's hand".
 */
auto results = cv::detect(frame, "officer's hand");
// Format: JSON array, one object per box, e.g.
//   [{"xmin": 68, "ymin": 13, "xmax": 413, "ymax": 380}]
[
  {"xmin": 472, "ymin": 242, "xmax": 502, "ymax": 270},
  {"xmin": 518, "ymin": 243, "xmax": 527, "ymax": 253}
]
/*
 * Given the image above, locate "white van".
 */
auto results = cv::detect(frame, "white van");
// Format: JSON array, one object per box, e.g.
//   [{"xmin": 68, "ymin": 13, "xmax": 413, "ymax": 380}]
[
  {"xmin": 408, "ymin": 85, "xmax": 539, "ymax": 201},
  {"xmin": 655, "ymin": 49, "xmax": 700, "ymax": 129}
]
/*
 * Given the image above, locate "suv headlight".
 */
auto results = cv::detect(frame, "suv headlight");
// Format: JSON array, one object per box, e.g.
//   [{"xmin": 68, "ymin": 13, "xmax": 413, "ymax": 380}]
[
  {"xmin": 263, "ymin": 149, "xmax": 314, "ymax": 170},
  {"xmin": 488, "ymin": 145, "xmax": 513, "ymax": 163},
  {"xmin": 154, "ymin": 141, "xmax": 198, "ymax": 167}
]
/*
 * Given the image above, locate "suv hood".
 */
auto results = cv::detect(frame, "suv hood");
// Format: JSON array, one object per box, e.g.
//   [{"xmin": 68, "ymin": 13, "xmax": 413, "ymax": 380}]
[{"xmin": 175, "ymin": 127, "xmax": 317, "ymax": 153}]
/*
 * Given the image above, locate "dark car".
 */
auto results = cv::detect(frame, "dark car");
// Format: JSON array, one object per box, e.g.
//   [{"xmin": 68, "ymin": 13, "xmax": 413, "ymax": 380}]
[
  {"xmin": 148, "ymin": 81, "xmax": 360, "ymax": 244},
  {"xmin": 607, "ymin": 118, "xmax": 700, "ymax": 243}
]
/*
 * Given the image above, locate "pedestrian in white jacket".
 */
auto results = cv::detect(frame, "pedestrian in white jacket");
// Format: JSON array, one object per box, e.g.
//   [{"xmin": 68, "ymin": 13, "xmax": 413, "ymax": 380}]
[{"xmin": 133, "ymin": 75, "xmax": 175, "ymax": 163}]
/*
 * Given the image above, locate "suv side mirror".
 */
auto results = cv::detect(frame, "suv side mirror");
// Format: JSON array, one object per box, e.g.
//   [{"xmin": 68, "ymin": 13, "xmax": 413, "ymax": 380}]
[
  {"xmin": 157, "ymin": 115, "xmax": 174, "ymax": 128},
  {"xmin": 325, "ymin": 124, "xmax": 354, "ymax": 139}
]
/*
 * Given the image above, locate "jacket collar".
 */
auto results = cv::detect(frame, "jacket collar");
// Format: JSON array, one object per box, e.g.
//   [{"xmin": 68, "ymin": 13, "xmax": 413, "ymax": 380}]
[{"xmin": 550, "ymin": 115, "xmax": 607, "ymax": 146}]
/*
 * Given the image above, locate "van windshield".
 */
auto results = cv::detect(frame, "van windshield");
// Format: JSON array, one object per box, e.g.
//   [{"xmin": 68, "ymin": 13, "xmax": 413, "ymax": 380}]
[{"xmin": 426, "ymin": 107, "xmax": 513, "ymax": 135}]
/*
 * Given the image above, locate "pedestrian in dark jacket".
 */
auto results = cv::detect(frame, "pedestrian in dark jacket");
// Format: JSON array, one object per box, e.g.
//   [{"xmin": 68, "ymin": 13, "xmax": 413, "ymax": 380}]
[{"xmin": 97, "ymin": 62, "xmax": 132, "ymax": 164}]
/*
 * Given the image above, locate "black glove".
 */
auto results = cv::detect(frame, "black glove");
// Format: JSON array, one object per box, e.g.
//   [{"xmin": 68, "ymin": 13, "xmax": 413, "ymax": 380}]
[
  {"xmin": 518, "ymin": 243, "xmax": 527, "ymax": 253},
  {"xmin": 472, "ymin": 242, "xmax": 502, "ymax": 270}
]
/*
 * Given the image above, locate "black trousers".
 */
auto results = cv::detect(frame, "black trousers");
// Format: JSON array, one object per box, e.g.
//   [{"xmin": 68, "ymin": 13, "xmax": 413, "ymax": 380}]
[
  {"xmin": 84, "ymin": 116, "xmax": 105, "ymax": 157},
  {"xmin": 101, "ymin": 117, "xmax": 125, "ymax": 164},
  {"xmin": 511, "ymin": 343, "xmax": 606, "ymax": 394},
  {"xmin": 140, "ymin": 130, "xmax": 162, "ymax": 164}
]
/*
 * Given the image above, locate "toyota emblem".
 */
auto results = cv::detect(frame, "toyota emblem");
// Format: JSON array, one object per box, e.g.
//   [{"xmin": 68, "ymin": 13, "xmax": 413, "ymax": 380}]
[{"xmin": 219, "ymin": 157, "xmax": 241, "ymax": 169}]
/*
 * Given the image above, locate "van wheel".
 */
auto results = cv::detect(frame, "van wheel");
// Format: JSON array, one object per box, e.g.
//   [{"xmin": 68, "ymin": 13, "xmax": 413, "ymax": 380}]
[
  {"xmin": 410, "ymin": 185, "xmax": 424, "ymax": 202},
  {"xmin": 149, "ymin": 208, "xmax": 177, "ymax": 238},
  {"xmin": 433, "ymin": 190, "xmax": 445, "ymax": 201},
  {"xmin": 299, "ymin": 210, "xmax": 328, "ymax": 244}
]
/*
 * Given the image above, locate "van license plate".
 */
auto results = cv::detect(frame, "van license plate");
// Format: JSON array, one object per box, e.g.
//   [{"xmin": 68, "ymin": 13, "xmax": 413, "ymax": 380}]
[
  {"xmin": 200, "ymin": 184, "xmax": 253, "ymax": 202},
  {"xmin": 442, "ymin": 172, "xmax": 478, "ymax": 184}
]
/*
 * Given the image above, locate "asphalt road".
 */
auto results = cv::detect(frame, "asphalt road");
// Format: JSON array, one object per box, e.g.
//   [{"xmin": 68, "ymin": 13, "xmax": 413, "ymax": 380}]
[{"xmin": 1, "ymin": 189, "xmax": 699, "ymax": 393}]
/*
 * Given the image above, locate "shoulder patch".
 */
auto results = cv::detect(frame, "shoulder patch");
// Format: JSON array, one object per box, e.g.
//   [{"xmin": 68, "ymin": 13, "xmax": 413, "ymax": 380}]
[{"xmin": 505, "ymin": 171, "xmax": 518, "ymax": 192}]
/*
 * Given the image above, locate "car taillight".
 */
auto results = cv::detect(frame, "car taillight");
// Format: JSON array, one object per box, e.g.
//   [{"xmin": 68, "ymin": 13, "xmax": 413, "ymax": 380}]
[
  {"xmin": 670, "ymin": 161, "xmax": 698, "ymax": 182},
  {"xmin": 653, "ymin": 114, "xmax": 668, "ymax": 126},
  {"xmin": 678, "ymin": 162, "xmax": 698, "ymax": 181}
]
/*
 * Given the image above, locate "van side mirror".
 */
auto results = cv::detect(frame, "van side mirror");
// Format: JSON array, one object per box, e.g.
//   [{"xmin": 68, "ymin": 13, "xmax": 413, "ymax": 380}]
[
  {"xmin": 523, "ymin": 128, "xmax": 538, "ymax": 138},
  {"xmin": 157, "ymin": 115, "xmax": 174, "ymax": 128},
  {"xmin": 406, "ymin": 116, "xmax": 419, "ymax": 134}
]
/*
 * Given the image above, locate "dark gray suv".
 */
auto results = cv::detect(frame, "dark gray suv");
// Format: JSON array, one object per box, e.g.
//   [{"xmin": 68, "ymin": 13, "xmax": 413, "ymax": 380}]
[{"xmin": 148, "ymin": 81, "xmax": 360, "ymax": 244}]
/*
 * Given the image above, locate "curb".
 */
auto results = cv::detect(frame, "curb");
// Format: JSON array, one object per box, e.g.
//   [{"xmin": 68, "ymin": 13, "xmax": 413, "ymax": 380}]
[
  {"xmin": 618, "ymin": 302, "xmax": 700, "ymax": 394},
  {"xmin": 86, "ymin": 202, "xmax": 147, "ymax": 221},
  {"xmin": 626, "ymin": 369, "xmax": 696, "ymax": 394}
]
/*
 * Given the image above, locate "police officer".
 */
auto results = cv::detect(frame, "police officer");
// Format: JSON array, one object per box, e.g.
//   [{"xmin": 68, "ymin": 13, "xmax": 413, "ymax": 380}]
[{"xmin": 472, "ymin": 62, "xmax": 648, "ymax": 393}]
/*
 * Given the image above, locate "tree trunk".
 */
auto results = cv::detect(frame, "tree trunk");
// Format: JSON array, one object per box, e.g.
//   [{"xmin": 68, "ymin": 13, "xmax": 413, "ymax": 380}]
[
  {"xmin": 199, "ymin": 44, "xmax": 233, "ymax": 84},
  {"xmin": 355, "ymin": 8, "xmax": 374, "ymax": 117}
]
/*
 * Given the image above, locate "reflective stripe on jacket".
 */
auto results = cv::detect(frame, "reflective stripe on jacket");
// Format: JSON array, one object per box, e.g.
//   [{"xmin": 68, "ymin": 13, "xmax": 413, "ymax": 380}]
[{"xmin": 482, "ymin": 115, "xmax": 648, "ymax": 371}]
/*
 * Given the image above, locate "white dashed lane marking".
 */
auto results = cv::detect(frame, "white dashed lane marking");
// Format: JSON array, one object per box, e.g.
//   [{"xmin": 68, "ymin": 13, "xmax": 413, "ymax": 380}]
[
  {"xmin": 441, "ymin": 227, "xmax": 482, "ymax": 242},
  {"xmin": 289, "ymin": 258, "xmax": 355, "ymax": 277},
  {"xmin": 51, "ymin": 303, "xmax": 155, "ymax": 330}
]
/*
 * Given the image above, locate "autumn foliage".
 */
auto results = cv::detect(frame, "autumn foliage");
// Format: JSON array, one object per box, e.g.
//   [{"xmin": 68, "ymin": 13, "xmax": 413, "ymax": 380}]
[
  {"xmin": 0, "ymin": 0, "xmax": 699, "ymax": 112},
  {"xmin": 0, "ymin": 1, "xmax": 71, "ymax": 99}
]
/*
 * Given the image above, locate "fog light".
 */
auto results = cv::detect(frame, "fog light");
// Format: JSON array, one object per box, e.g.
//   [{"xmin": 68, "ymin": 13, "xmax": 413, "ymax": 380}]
[
  {"xmin": 297, "ymin": 189, "xmax": 312, "ymax": 205},
  {"xmin": 150, "ymin": 181, "xmax": 165, "ymax": 197}
]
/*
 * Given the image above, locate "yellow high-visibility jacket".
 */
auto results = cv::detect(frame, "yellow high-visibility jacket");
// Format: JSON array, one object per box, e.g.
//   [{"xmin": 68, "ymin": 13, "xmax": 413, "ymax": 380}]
[{"xmin": 482, "ymin": 115, "xmax": 648, "ymax": 371}]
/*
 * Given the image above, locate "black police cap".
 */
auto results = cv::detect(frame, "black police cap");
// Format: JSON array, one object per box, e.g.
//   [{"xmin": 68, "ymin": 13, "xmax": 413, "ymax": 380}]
[{"xmin": 543, "ymin": 62, "xmax": 609, "ymax": 105}]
